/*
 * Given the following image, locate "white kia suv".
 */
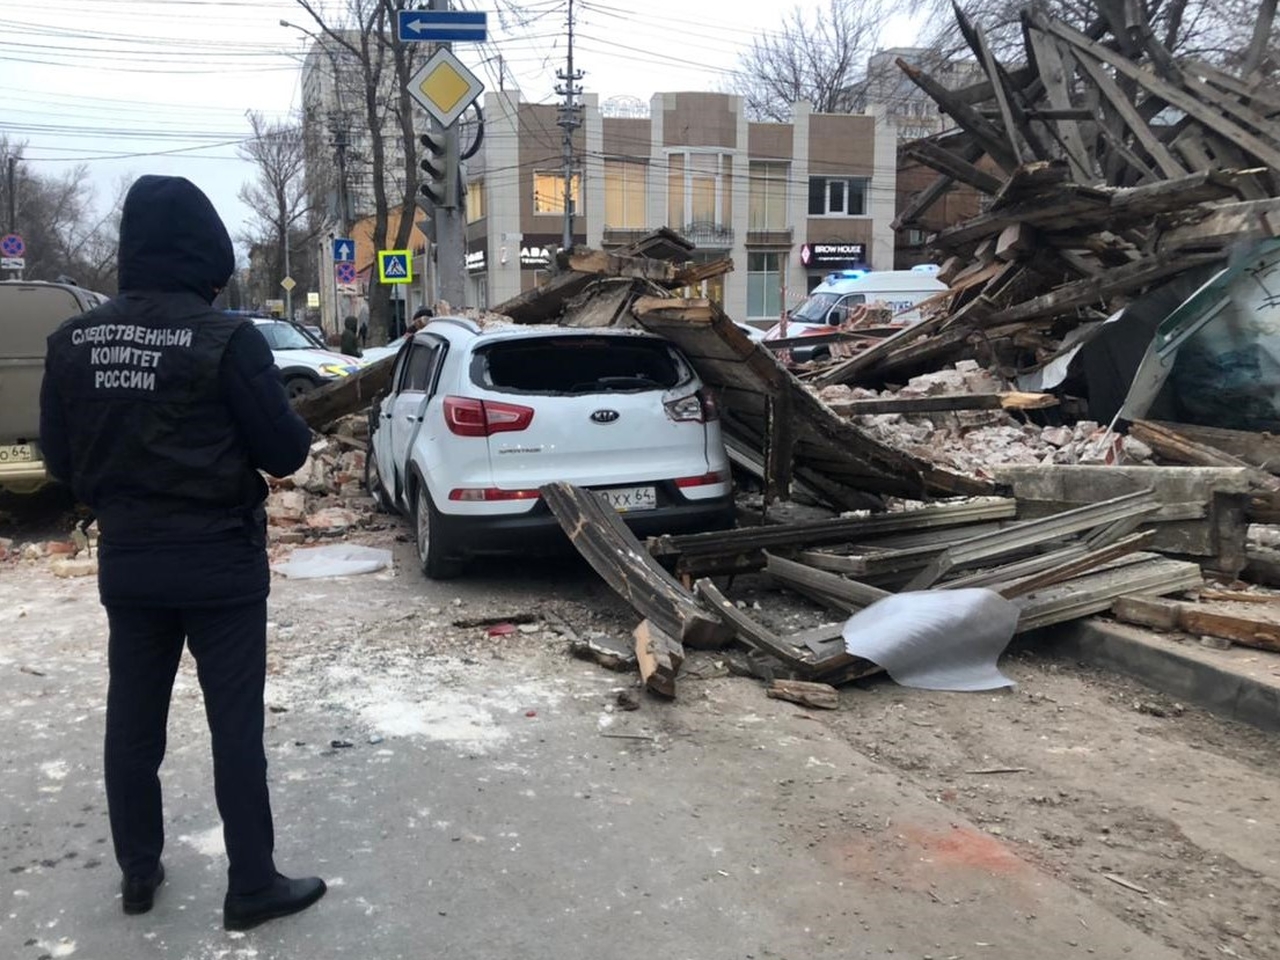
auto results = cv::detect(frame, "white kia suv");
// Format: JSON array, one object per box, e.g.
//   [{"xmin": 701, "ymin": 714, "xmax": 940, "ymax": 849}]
[{"xmin": 366, "ymin": 317, "xmax": 734, "ymax": 578}]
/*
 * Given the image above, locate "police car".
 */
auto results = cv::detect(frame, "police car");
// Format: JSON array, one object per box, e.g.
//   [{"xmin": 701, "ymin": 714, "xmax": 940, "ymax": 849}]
[{"xmin": 247, "ymin": 317, "xmax": 365, "ymax": 399}]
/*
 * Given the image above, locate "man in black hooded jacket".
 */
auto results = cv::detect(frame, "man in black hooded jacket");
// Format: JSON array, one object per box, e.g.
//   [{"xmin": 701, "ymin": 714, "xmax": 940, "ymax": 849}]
[{"xmin": 40, "ymin": 175, "xmax": 327, "ymax": 930}]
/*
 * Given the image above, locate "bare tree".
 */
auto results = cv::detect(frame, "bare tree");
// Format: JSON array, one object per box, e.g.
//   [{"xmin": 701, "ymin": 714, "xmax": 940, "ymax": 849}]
[
  {"xmin": 291, "ymin": 0, "xmax": 429, "ymax": 344},
  {"xmin": 237, "ymin": 111, "xmax": 315, "ymax": 311},
  {"xmin": 728, "ymin": 0, "xmax": 886, "ymax": 121},
  {"xmin": 0, "ymin": 138, "xmax": 123, "ymax": 292},
  {"xmin": 913, "ymin": 0, "xmax": 1278, "ymax": 71}
]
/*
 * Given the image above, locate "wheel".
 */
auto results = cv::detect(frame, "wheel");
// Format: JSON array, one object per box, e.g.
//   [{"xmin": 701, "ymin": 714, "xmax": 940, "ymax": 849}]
[
  {"xmin": 413, "ymin": 482, "xmax": 463, "ymax": 579},
  {"xmin": 363, "ymin": 445, "xmax": 394, "ymax": 514},
  {"xmin": 283, "ymin": 375, "xmax": 316, "ymax": 400}
]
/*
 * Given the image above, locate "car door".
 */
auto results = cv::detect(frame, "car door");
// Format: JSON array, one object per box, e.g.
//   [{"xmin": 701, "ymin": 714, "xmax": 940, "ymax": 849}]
[
  {"xmin": 387, "ymin": 338, "xmax": 445, "ymax": 495},
  {"xmin": 370, "ymin": 342, "xmax": 413, "ymax": 504}
]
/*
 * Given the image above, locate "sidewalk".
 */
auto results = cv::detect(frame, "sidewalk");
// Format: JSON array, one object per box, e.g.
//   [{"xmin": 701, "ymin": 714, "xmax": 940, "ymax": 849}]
[{"xmin": 1044, "ymin": 616, "xmax": 1280, "ymax": 731}]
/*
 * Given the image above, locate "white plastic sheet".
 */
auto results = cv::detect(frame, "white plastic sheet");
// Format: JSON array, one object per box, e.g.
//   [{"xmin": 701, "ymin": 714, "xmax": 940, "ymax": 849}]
[
  {"xmin": 842, "ymin": 588, "xmax": 1020, "ymax": 691},
  {"xmin": 272, "ymin": 544, "xmax": 393, "ymax": 579}
]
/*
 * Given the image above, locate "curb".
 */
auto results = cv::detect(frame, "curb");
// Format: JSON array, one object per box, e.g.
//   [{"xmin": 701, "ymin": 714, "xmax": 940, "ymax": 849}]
[{"xmin": 1039, "ymin": 618, "xmax": 1280, "ymax": 733}]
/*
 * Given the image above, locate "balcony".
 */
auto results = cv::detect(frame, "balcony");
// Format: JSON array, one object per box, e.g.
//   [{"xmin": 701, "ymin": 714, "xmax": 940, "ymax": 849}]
[
  {"xmin": 602, "ymin": 226, "xmax": 651, "ymax": 248},
  {"xmin": 745, "ymin": 227, "xmax": 793, "ymax": 247},
  {"xmin": 680, "ymin": 221, "xmax": 734, "ymax": 250}
]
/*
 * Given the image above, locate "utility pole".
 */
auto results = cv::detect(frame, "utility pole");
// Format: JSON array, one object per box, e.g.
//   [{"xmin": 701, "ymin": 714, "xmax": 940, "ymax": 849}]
[
  {"xmin": 555, "ymin": 0, "xmax": 583, "ymax": 254},
  {"xmin": 428, "ymin": 0, "xmax": 467, "ymax": 309},
  {"xmin": 5, "ymin": 155, "xmax": 15, "ymax": 232}
]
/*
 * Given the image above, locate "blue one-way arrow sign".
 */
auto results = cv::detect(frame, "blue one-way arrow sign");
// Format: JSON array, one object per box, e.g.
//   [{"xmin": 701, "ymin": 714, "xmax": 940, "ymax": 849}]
[
  {"xmin": 332, "ymin": 237, "xmax": 355, "ymax": 263},
  {"xmin": 397, "ymin": 10, "xmax": 487, "ymax": 43}
]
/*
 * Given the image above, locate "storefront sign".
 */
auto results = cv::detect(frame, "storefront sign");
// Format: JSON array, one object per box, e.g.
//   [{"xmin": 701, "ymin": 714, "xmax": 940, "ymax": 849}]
[
  {"xmin": 466, "ymin": 249, "xmax": 487, "ymax": 271},
  {"xmin": 520, "ymin": 245, "xmax": 553, "ymax": 268},
  {"xmin": 800, "ymin": 242, "xmax": 867, "ymax": 267}
]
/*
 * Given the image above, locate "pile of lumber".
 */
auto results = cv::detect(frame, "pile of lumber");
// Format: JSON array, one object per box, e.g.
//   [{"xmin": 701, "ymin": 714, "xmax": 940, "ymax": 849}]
[
  {"xmin": 815, "ymin": 1, "xmax": 1280, "ymax": 391},
  {"xmin": 542, "ymin": 480, "xmax": 1206, "ymax": 699}
]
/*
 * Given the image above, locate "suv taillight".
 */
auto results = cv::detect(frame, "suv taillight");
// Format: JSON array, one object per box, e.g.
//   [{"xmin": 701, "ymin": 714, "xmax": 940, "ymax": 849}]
[
  {"xmin": 664, "ymin": 388, "xmax": 719, "ymax": 423},
  {"xmin": 443, "ymin": 396, "xmax": 535, "ymax": 436}
]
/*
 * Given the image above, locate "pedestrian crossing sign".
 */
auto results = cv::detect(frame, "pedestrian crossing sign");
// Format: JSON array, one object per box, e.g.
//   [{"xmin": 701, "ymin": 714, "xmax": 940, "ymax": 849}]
[{"xmin": 378, "ymin": 250, "xmax": 412, "ymax": 284}]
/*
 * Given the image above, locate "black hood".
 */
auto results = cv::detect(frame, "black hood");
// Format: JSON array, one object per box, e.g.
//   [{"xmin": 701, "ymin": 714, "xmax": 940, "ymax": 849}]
[{"xmin": 117, "ymin": 175, "xmax": 235, "ymax": 303}]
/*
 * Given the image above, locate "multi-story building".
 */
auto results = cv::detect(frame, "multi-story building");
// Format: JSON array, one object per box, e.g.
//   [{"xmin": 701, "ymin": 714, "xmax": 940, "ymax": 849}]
[{"xmin": 465, "ymin": 90, "xmax": 899, "ymax": 323}]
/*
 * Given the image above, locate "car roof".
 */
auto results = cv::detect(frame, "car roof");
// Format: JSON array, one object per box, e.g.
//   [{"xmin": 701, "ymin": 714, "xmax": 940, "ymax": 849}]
[
  {"xmin": 813, "ymin": 270, "xmax": 949, "ymax": 295},
  {"xmin": 417, "ymin": 315, "xmax": 668, "ymax": 347}
]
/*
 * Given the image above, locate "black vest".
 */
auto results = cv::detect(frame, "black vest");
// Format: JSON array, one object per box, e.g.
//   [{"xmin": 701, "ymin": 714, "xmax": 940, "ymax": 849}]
[{"xmin": 45, "ymin": 292, "xmax": 267, "ymax": 543}]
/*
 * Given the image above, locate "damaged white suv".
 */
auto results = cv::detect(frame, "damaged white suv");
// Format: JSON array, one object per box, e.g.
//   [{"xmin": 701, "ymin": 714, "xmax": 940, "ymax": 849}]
[{"xmin": 366, "ymin": 317, "xmax": 734, "ymax": 578}]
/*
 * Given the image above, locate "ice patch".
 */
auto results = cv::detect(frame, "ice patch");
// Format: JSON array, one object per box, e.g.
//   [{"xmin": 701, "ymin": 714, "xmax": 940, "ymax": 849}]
[
  {"xmin": 37, "ymin": 940, "xmax": 76, "ymax": 958},
  {"xmin": 362, "ymin": 695, "xmax": 508, "ymax": 748},
  {"xmin": 41, "ymin": 760, "xmax": 69, "ymax": 780},
  {"xmin": 178, "ymin": 825, "xmax": 225, "ymax": 857}
]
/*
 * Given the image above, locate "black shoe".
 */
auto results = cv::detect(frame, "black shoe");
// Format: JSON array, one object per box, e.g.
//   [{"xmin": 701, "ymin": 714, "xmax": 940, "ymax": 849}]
[
  {"xmin": 223, "ymin": 874, "xmax": 326, "ymax": 931},
  {"xmin": 121, "ymin": 863, "xmax": 165, "ymax": 915}
]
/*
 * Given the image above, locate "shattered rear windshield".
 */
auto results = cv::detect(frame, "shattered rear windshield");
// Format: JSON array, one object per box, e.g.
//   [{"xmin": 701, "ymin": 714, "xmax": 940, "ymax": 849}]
[{"xmin": 471, "ymin": 335, "xmax": 692, "ymax": 395}]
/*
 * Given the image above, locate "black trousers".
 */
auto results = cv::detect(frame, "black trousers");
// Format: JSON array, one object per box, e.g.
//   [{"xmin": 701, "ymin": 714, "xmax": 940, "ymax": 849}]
[{"xmin": 104, "ymin": 601, "xmax": 276, "ymax": 895}]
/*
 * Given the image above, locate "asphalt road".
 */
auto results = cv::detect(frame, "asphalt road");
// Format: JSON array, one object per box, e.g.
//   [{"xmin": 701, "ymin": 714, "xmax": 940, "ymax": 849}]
[{"xmin": 1, "ymin": 539, "xmax": 1183, "ymax": 960}]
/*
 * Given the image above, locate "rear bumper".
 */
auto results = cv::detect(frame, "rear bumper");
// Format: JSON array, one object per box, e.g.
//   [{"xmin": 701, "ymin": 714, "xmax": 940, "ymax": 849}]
[
  {"xmin": 434, "ymin": 494, "xmax": 735, "ymax": 557},
  {"xmin": 0, "ymin": 459, "xmax": 51, "ymax": 494}
]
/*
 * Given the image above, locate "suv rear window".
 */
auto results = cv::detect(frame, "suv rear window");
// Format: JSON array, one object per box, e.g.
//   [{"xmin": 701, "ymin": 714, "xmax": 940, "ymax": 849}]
[{"xmin": 472, "ymin": 335, "xmax": 692, "ymax": 395}]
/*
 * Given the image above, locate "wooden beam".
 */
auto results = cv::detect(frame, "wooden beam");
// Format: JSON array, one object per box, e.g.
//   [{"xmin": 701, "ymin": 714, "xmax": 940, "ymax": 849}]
[
  {"xmin": 904, "ymin": 139, "xmax": 1005, "ymax": 194},
  {"xmin": 633, "ymin": 619, "xmax": 684, "ymax": 698},
  {"xmin": 991, "ymin": 250, "xmax": 1223, "ymax": 324},
  {"xmin": 292, "ymin": 353, "xmax": 396, "ymax": 430},
  {"xmin": 766, "ymin": 680, "xmax": 839, "ymax": 710},
  {"xmin": 1112, "ymin": 596, "xmax": 1280, "ymax": 653},
  {"xmin": 952, "ymin": 1, "xmax": 1026, "ymax": 164},
  {"xmin": 827, "ymin": 391, "xmax": 1057, "ymax": 417},
  {"xmin": 1127, "ymin": 421, "xmax": 1280, "ymax": 492},
  {"xmin": 1036, "ymin": 14, "xmax": 1280, "ymax": 173},
  {"xmin": 1023, "ymin": 27, "xmax": 1095, "ymax": 182},
  {"xmin": 896, "ymin": 58, "xmax": 1021, "ymax": 171}
]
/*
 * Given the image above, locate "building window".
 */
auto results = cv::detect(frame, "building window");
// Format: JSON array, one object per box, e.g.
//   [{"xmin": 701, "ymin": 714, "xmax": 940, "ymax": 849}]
[
  {"xmin": 747, "ymin": 252, "xmax": 783, "ymax": 319},
  {"xmin": 466, "ymin": 179, "xmax": 485, "ymax": 223},
  {"xmin": 604, "ymin": 159, "xmax": 647, "ymax": 229},
  {"xmin": 748, "ymin": 161, "xmax": 788, "ymax": 231},
  {"xmin": 473, "ymin": 274, "xmax": 488, "ymax": 310},
  {"xmin": 533, "ymin": 171, "xmax": 582, "ymax": 215},
  {"xmin": 668, "ymin": 151, "xmax": 729, "ymax": 229},
  {"xmin": 808, "ymin": 176, "xmax": 869, "ymax": 216}
]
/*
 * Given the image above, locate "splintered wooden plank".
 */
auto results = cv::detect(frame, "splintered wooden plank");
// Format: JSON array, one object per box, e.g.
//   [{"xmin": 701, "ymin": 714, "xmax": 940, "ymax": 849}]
[
  {"xmin": 766, "ymin": 679, "xmax": 840, "ymax": 710},
  {"xmin": 1014, "ymin": 556, "xmax": 1202, "ymax": 632},
  {"xmin": 634, "ymin": 619, "xmax": 684, "ymax": 698},
  {"xmin": 995, "ymin": 530, "xmax": 1156, "ymax": 598},
  {"xmin": 540, "ymin": 481, "xmax": 732, "ymax": 649},
  {"xmin": 905, "ymin": 489, "xmax": 1160, "ymax": 590},
  {"xmin": 694, "ymin": 578, "xmax": 816, "ymax": 673}
]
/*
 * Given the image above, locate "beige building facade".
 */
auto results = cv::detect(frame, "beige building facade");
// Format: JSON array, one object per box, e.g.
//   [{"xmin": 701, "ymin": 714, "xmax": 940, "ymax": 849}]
[{"xmin": 463, "ymin": 91, "xmax": 898, "ymax": 322}]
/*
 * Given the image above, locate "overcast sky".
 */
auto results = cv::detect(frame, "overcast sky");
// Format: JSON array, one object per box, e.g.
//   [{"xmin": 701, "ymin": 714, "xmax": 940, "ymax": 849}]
[{"xmin": 2, "ymin": 0, "xmax": 923, "ymax": 258}]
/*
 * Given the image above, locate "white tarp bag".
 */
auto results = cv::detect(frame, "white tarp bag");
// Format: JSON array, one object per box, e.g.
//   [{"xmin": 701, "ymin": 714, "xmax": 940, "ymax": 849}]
[
  {"xmin": 272, "ymin": 544, "xmax": 393, "ymax": 579},
  {"xmin": 842, "ymin": 588, "xmax": 1020, "ymax": 691}
]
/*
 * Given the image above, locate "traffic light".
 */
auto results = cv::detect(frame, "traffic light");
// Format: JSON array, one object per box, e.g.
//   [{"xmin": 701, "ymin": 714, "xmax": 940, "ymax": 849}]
[{"xmin": 419, "ymin": 132, "xmax": 457, "ymax": 209}]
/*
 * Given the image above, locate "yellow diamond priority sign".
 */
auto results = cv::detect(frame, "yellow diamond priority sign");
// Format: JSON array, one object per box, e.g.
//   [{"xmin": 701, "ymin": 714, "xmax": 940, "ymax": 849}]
[{"xmin": 408, "ymin": 47, "xmax": 484, "ymax": 128}]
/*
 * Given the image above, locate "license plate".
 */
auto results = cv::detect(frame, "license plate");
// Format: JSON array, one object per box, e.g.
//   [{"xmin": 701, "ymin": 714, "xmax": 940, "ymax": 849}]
[
  {"xmin": 0, "ymin": 444, "xmax": 35, "ymax": 464},
  {"xmin": 599, "ymin": 485, "xmax": 657, "ymax": 513}
]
